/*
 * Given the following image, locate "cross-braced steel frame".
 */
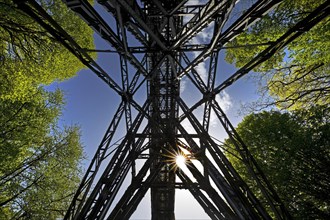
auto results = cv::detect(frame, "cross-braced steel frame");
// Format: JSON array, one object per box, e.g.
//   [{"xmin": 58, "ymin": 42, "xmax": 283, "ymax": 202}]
[{"xmin": 14, "ymin": 0, "xmax": 330, "ymax": 219}]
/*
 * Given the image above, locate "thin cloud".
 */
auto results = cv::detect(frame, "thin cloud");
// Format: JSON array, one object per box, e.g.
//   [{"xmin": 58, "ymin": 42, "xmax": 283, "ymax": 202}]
[
  {"xmin": 210, "ymin": 91, "xmax": 232, "ymax": 127},
  {"xmin": 180, "ymin": 78, "xmax": 187, "ymax": 93},
  {"xmin": 181, "ymin": 0, "xmax": 212, "ymax": 92},
  {"xmin": 190, "ymin": 25, "xmax": 214, "ymax": 83},
  {"xmin": 216, "ymin": 91, "xmax": 232, "ymax": 113},
  {"xmin": 181, "ymin": 118, "xmax": 196, "ymax": 134},
  {"xmin": 180, "ymin": 0, "xmax": 233, "ymax": 128}
]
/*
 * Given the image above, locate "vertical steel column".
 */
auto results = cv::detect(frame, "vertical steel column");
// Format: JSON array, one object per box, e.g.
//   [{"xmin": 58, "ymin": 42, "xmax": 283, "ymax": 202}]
[{"xmin": 145, "ymin": 1, "xmax": 181, "ymax": 218}]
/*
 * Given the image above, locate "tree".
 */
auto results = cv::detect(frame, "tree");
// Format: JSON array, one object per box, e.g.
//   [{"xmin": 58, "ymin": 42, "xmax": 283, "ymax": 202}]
[
  {"xmin": 224, "ymin": 106, "xmax": 330, "ymax": 219},
  {"xmin": 0, "ymin": 0, "xmax": 95, "ymax": 101},
  {"xmin": 0, "ymin": 89, "xmax": 62, "ymax": 172},
  {"xmin": 225, "ymin": 0, "xmax": 329, "ymax": 110},
  {"xmin": 0, "ymin": 0, "xmax": 94, "ymax": 218},
  {"xmin": 0, "ymin": 89, "xmax": 84, "ymax": 219}
]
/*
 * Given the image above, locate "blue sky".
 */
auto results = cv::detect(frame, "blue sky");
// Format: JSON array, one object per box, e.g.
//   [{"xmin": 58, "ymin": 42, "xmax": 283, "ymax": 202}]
[{"xmin": 47, "ymin": 0, "xmax": 265, "ymax": 219}]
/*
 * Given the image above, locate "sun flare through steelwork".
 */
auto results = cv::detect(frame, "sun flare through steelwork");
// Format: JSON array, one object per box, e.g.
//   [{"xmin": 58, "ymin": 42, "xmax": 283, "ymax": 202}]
[{"xmin": 14, "ymin": 0, "xmax": 329, "ymax": 219}]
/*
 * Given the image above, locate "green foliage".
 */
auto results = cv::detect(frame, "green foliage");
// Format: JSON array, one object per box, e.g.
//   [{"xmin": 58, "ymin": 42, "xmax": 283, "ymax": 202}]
[
  {"xmin": 0, "ymin": 89, "xmax": 84, "ymax": 219},
  {"xmin": 15, "ymin": 127, "xmax": 83, "ymax": 219},
  {"xmin": 224, "ymin": 106, "xmax": 330, "ymax": 219},
  {"xmin": 0, "ymin": 0, "xmax": 94, "ymax": 218},
  {"xmin": 0, "ymin": 0, "xmax": 95, "ymax": 101},
  {"xmin": 268, "ymin": 64, "xmax": 330, "ymax": 109},
  {"xmin": 0, "ymin": 89, "xmax": 62, "ymax": 172},
  {"xmin": 225, "ymin": 0, "xmax": 330, "ymax": 110}
]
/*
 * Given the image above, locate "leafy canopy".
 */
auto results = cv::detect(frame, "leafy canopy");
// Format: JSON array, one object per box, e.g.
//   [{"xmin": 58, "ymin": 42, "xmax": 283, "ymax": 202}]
[
  {"xmin": 0, "ymin": 0, "xmax": 95, "ymax": 101},
  {"xmin": 0, "ymin": 0, "xmax": 95, "ymax": 218},
  {"xmin": 225, "ymin": 0, "xmax": 330, "ymax": 110},
  {"xmin": 0, "ymin": 89, "xmax": 84, "ymax": 219},
  {"xmin": 224, "ymin": 106, "xmax": 330, "ymax": 219}
]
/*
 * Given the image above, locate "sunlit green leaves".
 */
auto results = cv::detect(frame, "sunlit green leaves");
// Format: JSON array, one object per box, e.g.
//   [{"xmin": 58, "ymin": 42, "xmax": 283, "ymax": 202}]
[
  {"xmin": 0, "ymin": 0, "xmax": 93, "ymax": 218},
  {"xmin": 225, "ymin": 0, "xmax": 330, "ymax": 110},
  {"xmin": 0, "ymin": 89, "xmax": 84, "ymax": 218},
  {"xmin": 268, "ymin": 64, "xmax": 330, "ymax": 110},
  {"xmin": 0, "ymin": 0, "xmax": 95, "ymax": 102}
]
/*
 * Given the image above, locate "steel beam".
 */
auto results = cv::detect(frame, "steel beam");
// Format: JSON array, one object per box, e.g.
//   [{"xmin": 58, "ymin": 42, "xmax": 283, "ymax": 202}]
[
  {"xmin": 107, "ymin": 157, "xmax": 163, "ymax": 219},
  {"xmin": 99, "ymin": 0, "xmax": 167, "ymax": 50},
  {"xmin": 176, "ymin": 169, "xmax": 229, "ymax": 220},
  {"xmin": 176, "ymin": 100, "xmax": 270, "ymax": 219},
  {"xmin": 179, "ymin": 0, "xmax": 330, "ymax": 125},
  {"xmin": 74, "ymin": 100, "xmax": 149, "ymax": 219},
  {"xmin": 171, "ymin": 0, "xmax": 235, "ymax": 50},
  {"xmin": 64, "ymin": 101, "xmax": 125, "ymax": 219},
  {"xmin": 177, "ymin": 0, "xmax": 283, "ymax": 79},
  {"xmin": 14, "ymin": 0, "xmax": 123, "ymax": 94},
  {"xmin": 63, "ymin": 0, "xmax": 148, "ymax": 76},
  {"xmin": 213, "ymin": 0, "xmax": 330, "ymax": 94},
  {"xmin": 211, "ymin": 100, "xmax": 290, "ymax": 219}
]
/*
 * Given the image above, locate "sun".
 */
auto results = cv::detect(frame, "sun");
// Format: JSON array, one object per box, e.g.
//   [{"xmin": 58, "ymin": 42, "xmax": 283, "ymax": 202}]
[
  {"xmin": 162, "ymin": 147, "xmax": 189, "ymax": 172},
  {"xmin": 175, "ymin": 155, "xmax": 187, "ymax": 168}
]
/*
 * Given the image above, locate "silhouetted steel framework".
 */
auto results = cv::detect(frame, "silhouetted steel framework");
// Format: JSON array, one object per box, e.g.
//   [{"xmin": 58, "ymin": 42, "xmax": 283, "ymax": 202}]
[{"xmin": 15, "ymin": 0, "xmax": 329, "ymax": 219}]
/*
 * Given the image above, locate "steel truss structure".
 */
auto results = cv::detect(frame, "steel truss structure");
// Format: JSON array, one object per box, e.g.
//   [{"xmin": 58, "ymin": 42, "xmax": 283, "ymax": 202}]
[{"xmin": 15, "ymin": 0, "xmax": 329, "ymax": 219}]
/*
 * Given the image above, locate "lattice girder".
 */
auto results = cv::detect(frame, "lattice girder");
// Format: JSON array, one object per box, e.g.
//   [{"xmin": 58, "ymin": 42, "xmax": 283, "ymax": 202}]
[{"xmin": 13, "ymin": 0, "xmax": 330, "ymax": 219}]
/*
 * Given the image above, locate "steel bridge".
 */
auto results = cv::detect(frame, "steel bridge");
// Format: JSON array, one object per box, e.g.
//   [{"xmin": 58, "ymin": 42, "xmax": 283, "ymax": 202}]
[{"xmin": 15, "ymin": 0, "xmax": 329, "ymax": 219}]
